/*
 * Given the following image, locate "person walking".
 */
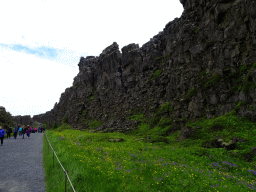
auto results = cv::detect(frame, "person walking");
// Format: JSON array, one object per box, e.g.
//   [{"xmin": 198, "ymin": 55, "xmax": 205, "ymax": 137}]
[
  {"xmin": 6, "ymin": 126, "xmax": 11, "ymax": 139},
  {"xmin": 19, "ymin": 126, "xmax": 22, "ymax": 137},
  {"xmin": 13, "ymin": 125, "xmax": 19, "ymax": 139},
  {"xmin": 0, "ymin": 126, "xmax": 5, "ymax": 146},
  {"xmin": 34, "ymin": 127, "xmax": 37, "ymax": 133},
  {"xmin": 38, "ymin": 127, "xmax": 41, "ymax": 133},
  {"xmin": 26, "ymin": 126, "xmax": 31, "ymax": 138},
  {"xmin": 22, "ymin": 126, "xmax": 27, "ymax": 139}
]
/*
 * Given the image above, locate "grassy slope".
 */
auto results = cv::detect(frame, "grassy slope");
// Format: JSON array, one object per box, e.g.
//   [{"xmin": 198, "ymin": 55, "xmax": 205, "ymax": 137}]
[{"xmin": 42, "ymin": 108, "xmax": 256, "ymax": 192}]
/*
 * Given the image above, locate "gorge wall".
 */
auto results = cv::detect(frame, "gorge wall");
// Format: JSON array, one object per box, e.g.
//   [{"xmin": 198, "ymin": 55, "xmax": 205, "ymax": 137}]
[
  {"xmin": 12, "ymin": 115, "xmax": 34, "ymax": 127},
  {"xmin": 33, "ymin": 0, "xmax": 256, "ymax": 134}
]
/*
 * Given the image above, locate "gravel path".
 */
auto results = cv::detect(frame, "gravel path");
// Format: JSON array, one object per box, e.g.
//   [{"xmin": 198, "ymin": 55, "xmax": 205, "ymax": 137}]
[{"xmin": 0, "ymin": 132, "xmax": 46, "ymax": 192}]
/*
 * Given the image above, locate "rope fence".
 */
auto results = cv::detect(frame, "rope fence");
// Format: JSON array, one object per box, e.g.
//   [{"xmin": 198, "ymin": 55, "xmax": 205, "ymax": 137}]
[{"xmin": 44, "ymin": 131, "xmax": 76, "ymax": 192}]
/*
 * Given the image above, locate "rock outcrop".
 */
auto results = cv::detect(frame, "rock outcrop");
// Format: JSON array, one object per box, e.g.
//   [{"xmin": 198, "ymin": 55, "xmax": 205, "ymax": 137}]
[
  {"xmin": 33, "ymin": 0, "xmax": 256, "ymax": 136},
  {"xmin": 13, "ymin": 115, "xmax": 34, "ymax": 126}
]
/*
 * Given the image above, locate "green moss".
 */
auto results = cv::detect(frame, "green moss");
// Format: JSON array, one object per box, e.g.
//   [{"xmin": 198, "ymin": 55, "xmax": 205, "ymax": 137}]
[
  {"xmin": 242, "ymin": 82, "xmax": 256, "ymax": 95},
  {"xmin": 198, "ymin": 70, "xmax": 207, "ymax": 78},
  {"xmin": 90, "ymin": 95, "xmax": 94, "ymax": 100},
  {"xmin": 203, "ymin": 73, "xmax": 221, "ymax": 88},
  {"xmin": 82, "ymin": 109, "xmax": 87, "ymax": 116},
  {"xmin": 155, "ymin": 56, "xmax": 163, "ymax": 62},
  {"xmin": 235, "ymin": 101, "xmax": 246, "ymax": 112},
  {"xmin": 186, "ymin": 87, "xmax": 198, "ymax": 99},
  {"xmin": 239, "ymin": 65, "xmax": 248, "ymax": 74},
  {"xmin": 88, "ymin": 119, "xmax": 104, "ymax": 129},
  {"xmin": 148, "ymin": 102, "xmax": 173, "ymax": 128},
  {"xmin": 149, "ymin": 69, "xmax": 163, "ymax": 82},
  {"xmin": 55, "ymin": 123, "xmax": 72, "ymax": 132},
  {"xmin": 62, "ymin": 116, "xmax": 68, "ymax": 124},
  {"xmin": 194, "ymin": 27, "xmax": 199, "ymax": 34},
  {"xmin": 165, "ymin": 53, "xmax": 171, "ymax": 59}
]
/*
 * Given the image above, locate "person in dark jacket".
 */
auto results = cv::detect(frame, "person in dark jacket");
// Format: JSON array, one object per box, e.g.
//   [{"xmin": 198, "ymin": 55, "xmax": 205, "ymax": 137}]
[
  {"xmin": 13, "ymin": 125, "xmax": 19, "ymax": 139},
  {"xmin": 6, "ymin": 126, "xmax": 12, "ymax": 139},
  {"xmin": 22, "ymin": 126, "xmax": 26, "ymax": 139},
  {"xmin": 26, "ymin": 126, "xmax": 31, "ymax": 138},
  {"xmin": 0, "ymin": 126, "xmax": 5, "ymax": 146}
]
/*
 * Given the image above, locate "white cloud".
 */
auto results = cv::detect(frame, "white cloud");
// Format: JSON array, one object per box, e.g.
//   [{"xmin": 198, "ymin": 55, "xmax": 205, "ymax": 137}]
[{"xmin": 0, "ymin": 47, "xmax": 78, "ymax": 116}]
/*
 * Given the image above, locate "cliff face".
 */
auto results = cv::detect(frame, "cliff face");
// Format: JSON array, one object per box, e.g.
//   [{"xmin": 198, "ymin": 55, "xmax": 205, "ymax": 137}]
[
  {"xmin": 33, "ymin": 0, "xmax": 256, "ymax": 133},
  {"xmin": 13, "ymin": 115, "xmax": 33, "ymax": 126}
]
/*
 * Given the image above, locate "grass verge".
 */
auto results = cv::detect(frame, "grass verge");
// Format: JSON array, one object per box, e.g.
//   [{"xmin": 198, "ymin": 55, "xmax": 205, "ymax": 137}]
[{"xmin": 42, "ymin": 109, "xmax": 256, "ymax": 191}]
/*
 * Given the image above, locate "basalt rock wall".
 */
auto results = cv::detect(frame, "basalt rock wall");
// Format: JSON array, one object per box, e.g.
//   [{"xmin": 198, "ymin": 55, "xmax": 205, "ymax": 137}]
[
  {"xmin": 33, "ymin": 0, "xmax": 256, "ymax": 133},
  {"xmin": 13, "ymin": 115, "xmax": 33, "ymax": 127}
]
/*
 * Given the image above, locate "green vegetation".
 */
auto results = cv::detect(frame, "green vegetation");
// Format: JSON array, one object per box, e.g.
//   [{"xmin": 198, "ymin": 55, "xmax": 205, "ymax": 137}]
[
  {"xmin": 54, "ymin": 123, "xmax": 73, "ymax": 132},
  {"xmin": 203, "ymin": 73, "xmax": 221, "ymax": 89},
  {"xmin": 195, "ymin": 27, "xmax": 199, "ymax": 34},
  {"xmin": 184, "ymin": 62, "xmax": 256, "ymax": 100},
  {"xmin": 88, "ymin": 119, "xmax": 104, "ymax": 129},
  {"xmin": 42, "ymin": 108, "xmax": 256, "ymax": 191},
  {"xmin": 40, "ymin": 62, "xmax": 256, "ymax": 191},
  {"xmin": 186, "ymin": 87, "xmax": 198, "ymax": 99},
  {"xmin": 43, "ymin": 123, "xmax": 50, "ymax": 130},
  {"xmin": 149, "ymin": 69, "xmax": 163, "ymax": 83},
  {"xmin": 0, "ymin": 109, "xmax": 14, "ymax": 128},
  {"xmin": 52, "ymin": 121, "xmax": 58, "ymax": 129},
  {"xmin": 62, "ymin": 116, "xmax": 68, "ymax": 124},
  {"xmin": 155, "ymin": 56, "xmax": 163, "ymax": 62},
  {"xmin": 90, "ymin": 95, "xmax": 95, "ymax": 100}
]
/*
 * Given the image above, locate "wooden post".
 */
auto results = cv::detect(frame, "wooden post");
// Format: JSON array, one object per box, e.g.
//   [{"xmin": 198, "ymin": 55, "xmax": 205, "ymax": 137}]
[
  {"xmin": 65, "ymin": 170, "xmax": 68, "ymax": 192},
  {"xmin": 53, "ymin": 149, "xmax": 54, "ymax": 167}
]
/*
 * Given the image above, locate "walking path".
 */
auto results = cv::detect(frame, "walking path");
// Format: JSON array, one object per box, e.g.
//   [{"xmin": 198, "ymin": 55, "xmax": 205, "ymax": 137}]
[{"xmin": 0, "ymin": 132, "xmax": 46, "ymax": 192}]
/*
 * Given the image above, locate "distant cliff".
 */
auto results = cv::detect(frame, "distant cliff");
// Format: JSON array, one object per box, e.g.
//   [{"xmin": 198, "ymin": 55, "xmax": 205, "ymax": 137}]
[
  {"xmin": 33, "ymin": 0, "xmax": 256, "ymax": 133},
  {"xmin": 13, "ymin": 115, "xmax": 34, "ymax": 126}
]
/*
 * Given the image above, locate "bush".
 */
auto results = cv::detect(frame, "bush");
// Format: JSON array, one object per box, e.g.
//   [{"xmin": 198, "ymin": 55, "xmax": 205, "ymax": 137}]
[
  {"xmin": 62, "ymin": 116, "xmax": 68, "ymax": 124},
  {"xmin": 52, "ymin": 121, "xmax": 58, "ymax": 129}
]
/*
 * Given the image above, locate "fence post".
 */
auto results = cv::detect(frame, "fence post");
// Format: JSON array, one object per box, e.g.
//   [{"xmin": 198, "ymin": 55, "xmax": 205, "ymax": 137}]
[
  {"xmin": 65, "ymin": 170, "xmax": 68, "ymax": 192},
  {"xmin": 53, "ymin": 149, "xmax": 54, "ymax": 167}
]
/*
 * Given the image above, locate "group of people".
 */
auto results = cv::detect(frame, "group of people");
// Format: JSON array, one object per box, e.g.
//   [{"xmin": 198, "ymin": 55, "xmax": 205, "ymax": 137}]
[{"xmin": 0, "ymin": 125, "xmax": 45, "ymax": 146}]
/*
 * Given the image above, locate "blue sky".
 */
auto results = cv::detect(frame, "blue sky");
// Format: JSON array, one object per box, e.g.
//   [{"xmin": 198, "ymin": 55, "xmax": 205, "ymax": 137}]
[{"xmin": 0, "ymin": 0, "xmax": 183, "ymax": 117}]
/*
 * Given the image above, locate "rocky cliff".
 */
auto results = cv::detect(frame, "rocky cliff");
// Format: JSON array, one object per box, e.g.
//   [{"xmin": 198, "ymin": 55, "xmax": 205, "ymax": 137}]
[
  {"xmin": 33, "ymin": 0, "xmax": 256, "ymax": 134},
  {"xmin": 12, "ymin": 115, "xmax": 34, "ymax": 126}
]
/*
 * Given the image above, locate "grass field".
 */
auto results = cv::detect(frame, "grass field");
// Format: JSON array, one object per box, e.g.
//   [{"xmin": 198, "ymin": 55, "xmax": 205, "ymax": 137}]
[{"xmin": 41, "ymin": 109, "xmax": 256, "ymax": 192}]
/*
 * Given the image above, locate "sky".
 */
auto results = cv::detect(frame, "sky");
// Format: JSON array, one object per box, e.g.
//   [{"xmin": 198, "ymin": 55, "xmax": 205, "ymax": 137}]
[{"xmin": 0, "ymin": 0, "xmax": 184, "ymax": 117}]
